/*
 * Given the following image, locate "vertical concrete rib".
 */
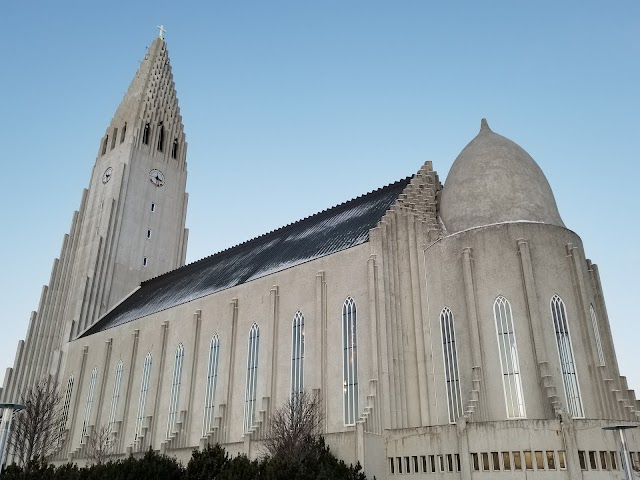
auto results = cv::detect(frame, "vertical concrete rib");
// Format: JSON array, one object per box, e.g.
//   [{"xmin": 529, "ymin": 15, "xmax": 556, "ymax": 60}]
[
  {"xmin": 517, "ymin": 239, "xmax": 554, "ymax": 415},
  {"xmin": 397, "ymin": 210, "xmax": 420, "ymax": 424},
  {"xmin": 184, "ymin": 310, "xmax": 202, "ymax": 447},
  {"xmin": 380, "ymin": 223, "xmax": 398, "ymax": 428},
  {"xmin": 149, "ymin": 320, "xmax": 169, "ymax": 444},
  {"xmin": 95, "ymin": 339, "xmax": 113, "ymax": 427},
  {"xmin": 408, "ymin": 214, "xmax": 429, "ymax": 425},
  {"xmin": 118, "ymin": 330, "xmax": 139, "ymax": 453},
  {"xmin": 224, "ymin": 299, "xmax": 239, "ymax": 443},
  {"xmin": 566, "ymin": 244, "xmax": 607, "ymax": 417},
  {"xmin": 268, "ymin": 286, "xmax": 279, "ymax": 416},
  {"xmin": 389, "ymin": 213, "xmax": 409, "ymax": 426},
  {"xmin": 461, "ymin": 247, "xmax": 487, "ymax": 421}
]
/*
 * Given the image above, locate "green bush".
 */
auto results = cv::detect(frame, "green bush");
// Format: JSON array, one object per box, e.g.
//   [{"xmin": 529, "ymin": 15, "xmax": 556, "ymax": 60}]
[{"xmin": 0, "ymin": 438, "xmax": 371, "ymax": 480}]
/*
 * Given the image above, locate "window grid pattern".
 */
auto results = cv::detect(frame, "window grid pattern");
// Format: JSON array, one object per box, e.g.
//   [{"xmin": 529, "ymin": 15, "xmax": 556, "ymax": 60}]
[
  {"xmin": 244, "ymin": 324, "xmax": 260, "ymax": 433},
  {"xmin": 60, "ymin": 375, "xmax": 74, "ymax": 436},
  {"xmin": 493, "ymin": 296, "xmax": 526, "ymax": 418},
  {"xmin": 81, "ymin": 367, "xmax": 98, "ymax": 438},
  {"xmin": 590, "ymin": 305, "xmax": 605, "ymax": 366},
  {"xmin": 107, "ymin": 360, "xmax": 124, "ymax": 433},
  {"xmin": 167, "ymin": 343, "xmax": 184, "ymax": 439},
  {"xmin": 135, "ymin": 352, "xmax": 152, "ymax": 440},
  {"xmin": 440, "ymin": 307, "xmax": 463, "ymax": 423},
  {"xmin": 291, "ymin": 311, "xmax": 305, "ymax": 397},
  {"xmin": 202, "ymin": 335, "xmax": 220, "ymax": 436},
  {"xmin": 342, "ymin": 297, "xmax": 359, "ymax": 425},
  {"xmin": 551, "ymin": 295, "xmax": 584, "ymax": 417}
]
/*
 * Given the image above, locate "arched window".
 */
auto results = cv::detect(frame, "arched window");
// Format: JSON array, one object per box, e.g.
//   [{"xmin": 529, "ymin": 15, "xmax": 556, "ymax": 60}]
[
  {"xmin": 202, "ymin": 335, "xmax": 220, "ymax": 436},
  {"xmin": 120, "ymin": 122, "xmax": 127, "ymax": 143},
  {"xmin": 551, "ymin": 295, "xmax": 584, "ymax": 417},
  {"xmin": 142, "ymin": 123, "xmax": 150, "ymax": 145},
  {"xmin": 590, "ymin": 305, "xmax": 605, "ymax": 366},
  {"xmin": 81, "ymin": 367, "xmax": 98, "ymax": 438},
  {"xmin": 107, "ymin": 360, "xmax": 124, "ymax": 433},
  {"xmin": 171, "ymin": 139, "xmax": 179, "ymax": 159},
  {"xmin": 166, "ymin": 343, "xmax": 184, "ymax": 438},
  {"xmin": 440, "ymin": 307, "xmax": 463, "ymax": 423},
  {"xmin": 493, "ymin": 296, "xmax": 526, "ymax": 418},
  {"xmin": 291, "ymin": 311, "xmax": 305, "ymax": 397},
  {"xmin": 244, "ymin": 324, "xmax": 260, "ymax": 433},
  {"xmin": 342, "ymin": 297, "xmax": 359, "ymax": 425},
  {"xmin": 134, "ymin": 352, "xmax": 152, "ymax": 440},
  {"xmin": 60, "ymin": 374, "xmax": 74, "ymax": 435},
  {"xmin": 157, "ymin": 123, "xmax": 165, "ymax": 152}
]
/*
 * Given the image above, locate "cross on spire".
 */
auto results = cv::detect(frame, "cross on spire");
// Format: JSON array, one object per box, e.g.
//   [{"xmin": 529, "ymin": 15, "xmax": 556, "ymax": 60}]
[{"xmin": 157, "ymin": 25, "xmax": 166, "ymax": 39}]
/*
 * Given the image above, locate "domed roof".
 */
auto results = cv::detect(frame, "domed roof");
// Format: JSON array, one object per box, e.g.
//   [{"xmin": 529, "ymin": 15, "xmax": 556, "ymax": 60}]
[{"xmin": 439, "ymin": 119, "xmax": 564, "ymax": 234}]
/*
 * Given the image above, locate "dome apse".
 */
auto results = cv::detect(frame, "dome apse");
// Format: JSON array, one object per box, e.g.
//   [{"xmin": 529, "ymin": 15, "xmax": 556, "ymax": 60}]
[{"xmin": 439, "ymin": 119, "xmax": 565, "ymax": 234}]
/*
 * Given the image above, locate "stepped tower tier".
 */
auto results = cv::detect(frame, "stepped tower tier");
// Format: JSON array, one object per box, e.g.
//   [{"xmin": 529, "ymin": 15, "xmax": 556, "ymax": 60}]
[{"xmin": 0, "ymin": 35, "xmax": 189, "ymax": 404}]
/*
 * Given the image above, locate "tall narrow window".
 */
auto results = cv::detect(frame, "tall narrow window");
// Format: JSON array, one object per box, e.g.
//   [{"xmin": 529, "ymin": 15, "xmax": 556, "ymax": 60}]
[
  {"xmin": 291, "ymin": 311, "xmax": 305, "ymax": 396},
  {"xmin": 342, "ymin": 297, "xmax": 359, "ymax": 425},
  {"xmin": 142, "ymin": 123, "xmax": 150, "ymax": 145},
  {"xmin": 590, "ymin": 305, "xmax": 605, "ymax": 366},
  {"xmin": 202, "ymin": 335, "xmax": 220, "ymax": 436},
  {"xmin": 111, "ymin": 128, "xmax": 117, "ymax": 149},
  {"xmin": 440, "ymin": 307, "xmax": 463, "ymax": 423},
  {"xmin": 107, "ymin": 360, "xmax": 124, "ymax": 433},
  {"xmin": 101, "ymin": 136, "xmax": 108, "ymax": 155},
  {"xmin": 494, "ymin": 296, "xmax": 526, "ymax": 418},
  {"xmin": 81, "ymin": 367, "xmax": 98, "ymax": 438},
  {"xmin": 157, "ymin": 123, "xmax": 165, "ymax": 152},
  {"xmin": 244, "ymin": 324, "xmax": 260, "ymax": 433},
  {"xmin": 60, "ymin": 374, "xmax": 74, "ymax": 437},
  {"xmin": 166, "ymin": 344, "xmax": 184, "ymax": 438},
  {"xmin": 551, "ymin": 295, "xmax": 584, "ymax": 417},
  {"xmin": 171, "ymin": 139, "xmax": 179, "ymax": 159},
  {"xmin": 135, "ymin": 352, "xmax": 152, "ymax": 440},
  {"xmin": 120, "ymin": 122, "xmax": 127, "ymax": 143}
]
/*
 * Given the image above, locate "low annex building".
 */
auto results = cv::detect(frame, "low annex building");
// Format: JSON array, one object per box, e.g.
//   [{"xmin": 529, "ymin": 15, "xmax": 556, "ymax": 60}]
[{"xmin": 2, "ymin": 34, "xmax": 639, "ymax": 479}]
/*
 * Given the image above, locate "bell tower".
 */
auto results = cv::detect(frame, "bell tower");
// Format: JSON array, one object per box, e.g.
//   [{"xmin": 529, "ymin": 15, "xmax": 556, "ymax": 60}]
[{"xmin": 1, "ymin": 33, "xmax": 188, "ymax": 402}]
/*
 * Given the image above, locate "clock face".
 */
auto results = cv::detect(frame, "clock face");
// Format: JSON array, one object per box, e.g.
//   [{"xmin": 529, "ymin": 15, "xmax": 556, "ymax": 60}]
[
  {"xmin": 149, "ymin": 169, "xmax": 165, "ymax": 187},
  {"xmin": 102, "ymin": 167, "xmax": 113, "ymax": 184}
]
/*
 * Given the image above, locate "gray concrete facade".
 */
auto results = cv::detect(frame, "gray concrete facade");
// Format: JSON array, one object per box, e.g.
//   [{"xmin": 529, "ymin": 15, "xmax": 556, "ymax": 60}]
[{"xmin": 4, "ymin": 36, "xmax": 640, "ymax": 479}]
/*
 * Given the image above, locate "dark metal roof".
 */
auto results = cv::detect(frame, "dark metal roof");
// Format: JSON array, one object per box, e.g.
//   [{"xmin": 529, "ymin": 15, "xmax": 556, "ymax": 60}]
[{"xmin": 80, "ymin": 177, "xmax": 411, "ymax": 337}]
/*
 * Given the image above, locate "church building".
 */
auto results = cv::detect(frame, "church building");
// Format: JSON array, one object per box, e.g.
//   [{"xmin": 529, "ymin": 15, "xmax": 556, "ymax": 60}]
[{"xmin": 2, "ymin": 34, "xmax": 640, "ymax": 479}]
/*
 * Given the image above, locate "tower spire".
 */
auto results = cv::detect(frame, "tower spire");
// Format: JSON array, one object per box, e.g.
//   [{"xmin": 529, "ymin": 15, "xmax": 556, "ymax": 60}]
[{"xmin": 104, "ymin": 35, "xmax": 185, "ymax": 165}]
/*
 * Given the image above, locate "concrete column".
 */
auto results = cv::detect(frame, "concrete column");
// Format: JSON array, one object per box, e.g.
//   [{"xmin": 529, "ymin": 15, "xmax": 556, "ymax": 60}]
[
  {"xmin": 316, "ymin": 271, "xmax": 328, "ymax": 431},
  {"xmin": 94, "ymin": 339, "xmax": 113, "ymax": 427},
  {"xmin": 118, "ymin": 329, "xmax": 139, "ymax": 453},
  {"xmin": 268, "ymin": 286, "xmax": 280, "ymax": 416},
  {"xmin": 224, "ymin": 299, "xmax": 239, "ymax": 443},
  {"xmin": 567, "ymin": 244, "xmax": 607, "ymax": 418},
  {"xmin": 67, "ymin": 346, "xmax": 89, "ymax": 452},
  {"xmin": 517, "ymin": 239, "xmax": 555, "ymax": 416},
  {"xmin": 184, "ymin": 310, "xmax": 202, "ymax": 447},
  {"xmin": 461, "ymin": 247, "xmax": 487, "ymax": 420},
  {"xmin": 408, "ymin": 215, "xmax": 430, "ymax": 426},
  {"xmin": 149, "ymin": 320, "xmax": 169, "ymax": 445}
]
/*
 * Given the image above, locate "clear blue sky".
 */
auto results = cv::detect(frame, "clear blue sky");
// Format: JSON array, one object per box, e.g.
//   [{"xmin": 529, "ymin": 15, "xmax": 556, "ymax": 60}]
[{"xmin": 1, "ymin": 2, "xmax": 639, "ymax": 393}]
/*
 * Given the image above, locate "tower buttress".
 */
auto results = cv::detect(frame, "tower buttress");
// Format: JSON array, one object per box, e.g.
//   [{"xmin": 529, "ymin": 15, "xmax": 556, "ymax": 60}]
[{"xmin": 1, "ymin": 36, "xmax": 189, "ymax": 402}]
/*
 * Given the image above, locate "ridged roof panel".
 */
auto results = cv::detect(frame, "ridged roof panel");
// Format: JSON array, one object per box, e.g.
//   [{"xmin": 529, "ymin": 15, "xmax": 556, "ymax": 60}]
[{"xmin": 80, "ymin": 177, "xmax": 411, "ymax": 337}]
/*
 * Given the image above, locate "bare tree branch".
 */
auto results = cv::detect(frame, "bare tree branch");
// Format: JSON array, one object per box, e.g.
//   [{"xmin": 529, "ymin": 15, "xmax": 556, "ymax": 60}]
[
  {"xmin": 263, "ymin": 390, "xmax": 324, "ymax": 463},
  {"xmin": 8, "ymin": 378, "xmax": 65, "ymax": 465},
  {"xmin": 86, "ymin": 424, "xmax": 114, "ymax": 465}
]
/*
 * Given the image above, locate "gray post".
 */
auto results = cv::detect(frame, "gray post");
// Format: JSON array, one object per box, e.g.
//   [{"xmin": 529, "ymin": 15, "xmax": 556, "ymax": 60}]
[{"xmin": 603, "ymin": 425, "xmax": 638, "ymax": 480}]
